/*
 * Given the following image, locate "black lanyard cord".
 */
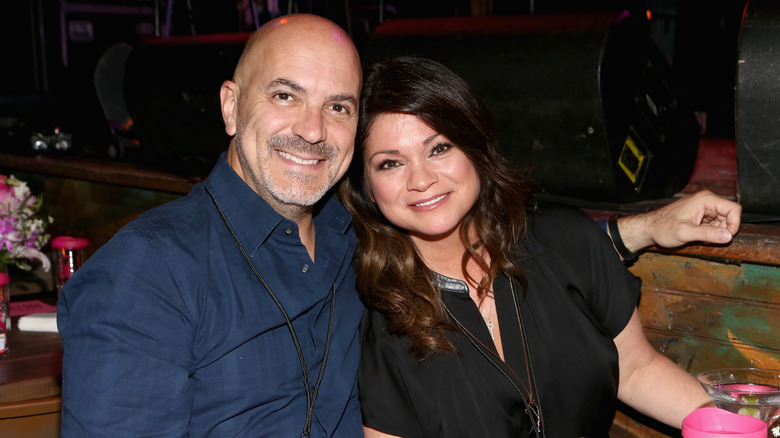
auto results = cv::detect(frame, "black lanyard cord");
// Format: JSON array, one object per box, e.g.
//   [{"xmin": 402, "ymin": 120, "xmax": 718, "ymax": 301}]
[
  {"xmin": 442, "ymin": 304, "xmax": 543, "ymax": 438},
  {"xmin": 440, "ymin": 277, "xmax": 544, "ymax": 437},
  {"xmin": 205, "ymin": 187, "xmax": 336, "ymax": 437}
]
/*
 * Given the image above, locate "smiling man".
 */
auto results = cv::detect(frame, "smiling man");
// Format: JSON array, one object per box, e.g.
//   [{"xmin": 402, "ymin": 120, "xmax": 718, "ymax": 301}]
[
  {"xmin": 219, "ymin": 17, "xmax": 360, "ymax": 258},
  {"xmin": 58, "ymin": 14, "xmax": 365, "ymax": 437}
]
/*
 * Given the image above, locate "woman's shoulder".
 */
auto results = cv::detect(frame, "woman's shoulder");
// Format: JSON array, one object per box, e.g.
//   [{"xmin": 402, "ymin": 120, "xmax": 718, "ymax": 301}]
[
  {"xmin": 525, "ymin": 201, "xmax": 602, "ymax": 244},
  {"xmin": 361, "ymin": 309, "xmax": 405, "ymax": 347},
  {"xmin": 362, "ymin": 308, "xmax": 389, "ymax": 334},
  {"xmin": 360, "ymin": 308, "xmax": 425, "ymax": 371}
]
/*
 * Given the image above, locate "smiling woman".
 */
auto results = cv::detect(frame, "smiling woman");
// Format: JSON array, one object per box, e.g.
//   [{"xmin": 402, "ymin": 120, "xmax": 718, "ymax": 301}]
[
  {"xmin": 363, "ymin": 113, "xmax": 481, "ymax": 243},
  {"xmin": 339, "ymin": 57, "xmax": 713, "ymax": 437}
]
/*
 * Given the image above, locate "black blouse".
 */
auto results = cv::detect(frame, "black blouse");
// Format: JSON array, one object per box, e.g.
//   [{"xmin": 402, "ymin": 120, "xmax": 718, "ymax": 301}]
[{"xmin": 359, "ymin": 204, "xmax": 642, "ymax": 437}]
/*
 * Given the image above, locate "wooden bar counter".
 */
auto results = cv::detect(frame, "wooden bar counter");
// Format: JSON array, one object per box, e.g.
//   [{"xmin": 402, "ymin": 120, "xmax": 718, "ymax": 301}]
[
  {"xmin": 0, "ymin": 328, "xmax": 62, "ymax": 438},
  {"xmin": 610, "ymin": 223, "xmax": 780, "ymax": 437}
]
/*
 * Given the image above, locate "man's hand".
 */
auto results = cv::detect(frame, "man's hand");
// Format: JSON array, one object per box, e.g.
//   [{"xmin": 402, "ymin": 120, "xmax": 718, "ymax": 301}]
[{"xmin": 617, "ymin": 190, "xmax": 742, "ymax": 254}]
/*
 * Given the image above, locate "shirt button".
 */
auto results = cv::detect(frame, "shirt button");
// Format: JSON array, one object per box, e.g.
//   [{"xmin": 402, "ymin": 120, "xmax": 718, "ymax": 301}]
[
  {"xmin": 284, "ymin": 227, "xmax": 293, "ymax": 235},
  {"xmin": 301, "ymin": 264, "xmax": 310, "ymax": 273}
]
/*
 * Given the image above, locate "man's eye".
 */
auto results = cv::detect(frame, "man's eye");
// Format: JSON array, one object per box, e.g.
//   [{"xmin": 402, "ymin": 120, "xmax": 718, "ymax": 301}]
[
  {"xmin": 331, "ymin": 103, "xmax": 350, "ymax": 114},
  {"xmin": 275, "ymin": 92, "xmax": 292, "ymax": 101}
]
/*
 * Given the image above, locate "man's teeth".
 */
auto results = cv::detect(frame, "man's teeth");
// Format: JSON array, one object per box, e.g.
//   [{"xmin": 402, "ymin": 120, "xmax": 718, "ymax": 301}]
[
  {"xmin": 279, "ymin": 151, "xmax": 319, "ymax": 165},
  {"xmin": 416, "ymin": 194, "xmax": 446, "ymax": 207}
]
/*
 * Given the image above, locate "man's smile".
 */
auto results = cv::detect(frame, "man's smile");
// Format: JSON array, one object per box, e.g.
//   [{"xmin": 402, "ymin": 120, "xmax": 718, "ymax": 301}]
[{"xmin": 278, "ymin": 150, "xmax": 322, "ymax": 165}]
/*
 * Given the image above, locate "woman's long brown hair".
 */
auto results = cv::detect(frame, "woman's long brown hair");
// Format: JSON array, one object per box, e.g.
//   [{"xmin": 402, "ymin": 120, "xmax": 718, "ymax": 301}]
[{"xmin": 339, "ymin": 57, "xmax": 535, "ymax": 359}]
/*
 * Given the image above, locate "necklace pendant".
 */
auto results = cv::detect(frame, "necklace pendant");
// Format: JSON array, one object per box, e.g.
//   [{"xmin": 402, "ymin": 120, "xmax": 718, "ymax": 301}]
[{"xmin": 487, "ymin": 319, "xmax": 495, "ymax": 340}]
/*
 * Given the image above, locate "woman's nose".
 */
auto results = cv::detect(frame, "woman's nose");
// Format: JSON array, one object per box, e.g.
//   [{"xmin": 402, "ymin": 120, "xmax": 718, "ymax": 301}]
[{"xmin": 406, "ymin": 161, "xmax": 438, "ymax": 192}]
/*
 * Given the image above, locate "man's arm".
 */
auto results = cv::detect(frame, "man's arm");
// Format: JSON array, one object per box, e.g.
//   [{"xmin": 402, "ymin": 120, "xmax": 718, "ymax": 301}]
[
  {"xmin": 57, "ymin": 231, "xmax": 194, "ymax": 436},
  {"xmin": 608, "ymin": 190, "xmax": 742, "ymax": 259}
]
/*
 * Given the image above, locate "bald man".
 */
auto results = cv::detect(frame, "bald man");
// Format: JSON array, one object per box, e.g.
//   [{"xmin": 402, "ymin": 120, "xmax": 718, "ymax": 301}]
[{"xmin": 58, "ymin": 15, "xmax": 364, "ymax": 437}]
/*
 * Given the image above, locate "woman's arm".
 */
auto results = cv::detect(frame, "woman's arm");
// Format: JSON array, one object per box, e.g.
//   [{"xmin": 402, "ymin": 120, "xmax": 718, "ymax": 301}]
[
  {"xmin": 364, "ymin": 426, "xmax": 403, "ymax": 437},
  {"xmin": 613, "ymin": 309, "xmax": 714, "ymax": 428}
]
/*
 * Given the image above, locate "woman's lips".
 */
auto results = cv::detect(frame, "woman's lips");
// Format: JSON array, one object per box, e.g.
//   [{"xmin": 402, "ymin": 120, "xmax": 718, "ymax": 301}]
[{"xmin": 411, "ymin": 193, "xmax": 448, "ymax": 209}]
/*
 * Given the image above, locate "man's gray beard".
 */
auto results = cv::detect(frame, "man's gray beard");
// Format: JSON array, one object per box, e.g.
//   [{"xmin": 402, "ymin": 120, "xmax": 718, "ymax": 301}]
[{"xmin": 235, "ymin": 133, "xmax": 338, "ymax": 207}]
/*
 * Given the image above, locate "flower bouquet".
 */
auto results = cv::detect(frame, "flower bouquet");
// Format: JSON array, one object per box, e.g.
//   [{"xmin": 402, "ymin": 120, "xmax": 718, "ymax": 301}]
[{"xmin": 0, "ymin": 174, "xmax": 53, "ymax": 272}]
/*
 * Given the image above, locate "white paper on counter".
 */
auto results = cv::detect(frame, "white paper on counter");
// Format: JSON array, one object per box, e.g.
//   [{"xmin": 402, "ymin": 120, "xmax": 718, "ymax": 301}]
[{"xmin": 17, "ymin": 311, "xmax": 58, "ymax": 332}]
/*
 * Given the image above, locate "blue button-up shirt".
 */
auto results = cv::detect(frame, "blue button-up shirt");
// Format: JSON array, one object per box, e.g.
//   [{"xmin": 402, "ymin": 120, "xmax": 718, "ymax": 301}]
[{"xmin": 58, "ymin": 154, "xmax": 364, "ymax": 437}]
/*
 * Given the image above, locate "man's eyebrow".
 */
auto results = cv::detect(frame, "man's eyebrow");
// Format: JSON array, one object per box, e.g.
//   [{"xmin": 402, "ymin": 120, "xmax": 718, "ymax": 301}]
[
  {"xmin": 268, "ymin": 78, "xmax": 306, "ymax": 94},
  {"xmin": 268, "ymin": 78, "xmax": 357, "ymax": 108},
  {"xmin": 328, "ymin": 93, "xmax": 359, "ymax": 109}
]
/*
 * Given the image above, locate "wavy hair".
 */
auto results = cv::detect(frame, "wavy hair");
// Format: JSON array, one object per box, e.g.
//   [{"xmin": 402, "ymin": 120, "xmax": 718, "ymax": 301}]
[{"xmin": 339, "ymin": 57, "xmax": 535, "ymax": 359}]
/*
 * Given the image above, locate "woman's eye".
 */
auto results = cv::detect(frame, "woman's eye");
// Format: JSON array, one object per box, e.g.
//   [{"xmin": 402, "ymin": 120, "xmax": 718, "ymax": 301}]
[
  {"xmin": 377, "ymin": 159, "xmax": 399, "ymax": 170},
  {"xmin": 431, "ymin": 143, "xmax": 450, "ymax": 155}
]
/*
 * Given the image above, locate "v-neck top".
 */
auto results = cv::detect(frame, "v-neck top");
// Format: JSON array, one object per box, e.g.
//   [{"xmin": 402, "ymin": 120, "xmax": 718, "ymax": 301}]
[{"xmin": 359, "ymin": 204, "xmax": 641, "ymax": 437}]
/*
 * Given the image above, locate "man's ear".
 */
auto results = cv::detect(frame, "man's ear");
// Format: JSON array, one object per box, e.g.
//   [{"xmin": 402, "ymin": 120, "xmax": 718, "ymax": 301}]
[{"xmin": 220, "ymin": 80, "xmax": 238, "ymax": 136}]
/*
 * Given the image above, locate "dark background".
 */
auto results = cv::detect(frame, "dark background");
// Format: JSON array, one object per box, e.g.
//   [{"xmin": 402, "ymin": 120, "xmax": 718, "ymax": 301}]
[{"xmin": 0, "ymin": 0, "xmax": 747, "ymax": 160}]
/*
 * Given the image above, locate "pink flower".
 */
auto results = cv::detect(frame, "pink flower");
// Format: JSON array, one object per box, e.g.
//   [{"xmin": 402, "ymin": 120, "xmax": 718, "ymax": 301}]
[
  {"xmin": 0, "ymin": 175, "xmax": 8, "ymax": 199},
  {"xmin": 0, "ymin": 177, "xmax": 12, "ymax": 216},
  {"xmin": 0, "ymin": 174, "xmax": 52, "ymax": 271}
]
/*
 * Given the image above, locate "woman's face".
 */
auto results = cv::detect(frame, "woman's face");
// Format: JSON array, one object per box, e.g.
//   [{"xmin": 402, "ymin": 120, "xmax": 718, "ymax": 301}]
[{"xmin": 363, "ymin": 113, "xmax": 481, "ymax": 242}]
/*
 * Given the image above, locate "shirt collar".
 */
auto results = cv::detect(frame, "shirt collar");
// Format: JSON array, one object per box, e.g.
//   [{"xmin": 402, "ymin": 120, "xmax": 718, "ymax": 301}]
[
  {"xmin": 203, "ymin": 153, "xmax": 352, "ymax": 254},
  {"xmin": 432, "ymin": 271, "xmax": 470, "ymax": 294}
]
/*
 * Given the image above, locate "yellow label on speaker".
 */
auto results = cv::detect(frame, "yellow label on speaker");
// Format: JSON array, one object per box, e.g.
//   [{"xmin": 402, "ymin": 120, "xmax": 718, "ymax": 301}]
[{"xmin": 618, "ymin": 136, "xmax": 647, "ymax": 184}]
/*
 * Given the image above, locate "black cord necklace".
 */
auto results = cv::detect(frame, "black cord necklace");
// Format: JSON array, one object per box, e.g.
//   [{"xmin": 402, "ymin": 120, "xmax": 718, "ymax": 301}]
[{"xmin": 206, "ymin": 187, "xmax": 336, "ymax": 438}]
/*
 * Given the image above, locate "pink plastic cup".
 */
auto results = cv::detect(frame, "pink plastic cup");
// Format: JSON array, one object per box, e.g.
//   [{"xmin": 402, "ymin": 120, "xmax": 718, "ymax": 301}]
[
  {"xmin": 51, "ymin": 236, "xmax": 90, "ymax": 295},
  {"xmin": 682, "ymin": 408, "xmax": 768, "ymax": 438}
]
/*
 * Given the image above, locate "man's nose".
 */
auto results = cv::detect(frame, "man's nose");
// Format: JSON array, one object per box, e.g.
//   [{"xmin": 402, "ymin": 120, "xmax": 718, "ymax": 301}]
[{"xmin": 292, "ymin": 106, "xmax": 326, "ymax": 144}]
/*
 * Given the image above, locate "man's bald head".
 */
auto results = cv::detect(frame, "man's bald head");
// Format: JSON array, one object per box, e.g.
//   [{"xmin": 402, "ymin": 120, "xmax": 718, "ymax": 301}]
[
  {"xmin": 218, "ymin": 14, "xmax": 362, "ymax": 221},
  {"xmin": 233, "ymin": 14, "xmax": 361, "ymax": 89}
]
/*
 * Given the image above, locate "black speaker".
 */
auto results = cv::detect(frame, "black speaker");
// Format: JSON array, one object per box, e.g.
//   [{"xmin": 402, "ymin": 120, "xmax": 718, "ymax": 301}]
[
  {"xmin": 362, "ymin": 12, "xmax": 699, "ymax": 203},
  {"xmin": 0, "ymin": 0, "xmax": 65, "ymax": 154},
  {"xmin": 736, "ymin": 0, "xmax": 780, "ymax": 216},
  {"xmin": 123, "ymin": 33, "xmax": 249, "ymax": 174}
]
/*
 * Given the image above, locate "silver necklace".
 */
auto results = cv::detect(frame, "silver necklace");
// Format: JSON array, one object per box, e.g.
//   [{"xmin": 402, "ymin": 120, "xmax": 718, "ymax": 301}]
[
  {"xmin": 479, "ymin": 298, "xmax": 496, "ymax": 340},
  {"xmin": 486, "ymin": 318, "xmax": 495, "ymax": 340}
]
